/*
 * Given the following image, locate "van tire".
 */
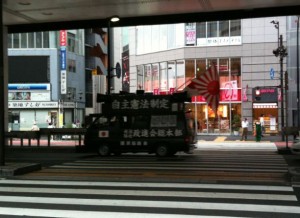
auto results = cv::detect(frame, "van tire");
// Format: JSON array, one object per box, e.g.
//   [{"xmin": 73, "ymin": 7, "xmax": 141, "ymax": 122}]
[
  {"xmin": 98, "ymin": 144, "xmax": 110, "ymax": 156},
  {"xmin": 156, "ymin": 144, "xmax": 169, "ymax": 157}
]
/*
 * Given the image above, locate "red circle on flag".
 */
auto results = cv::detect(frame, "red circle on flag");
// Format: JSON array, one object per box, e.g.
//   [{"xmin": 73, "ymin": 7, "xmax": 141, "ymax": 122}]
[{"xmin": 207, "ymin": 81, "xmax": 220, "ymax": 95}]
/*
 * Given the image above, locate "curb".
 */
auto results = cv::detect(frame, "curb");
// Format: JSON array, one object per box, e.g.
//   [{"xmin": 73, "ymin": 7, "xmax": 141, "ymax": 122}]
[{"xmin": 0, "ymin": 163, "xmax": 41, "ymax": 177}]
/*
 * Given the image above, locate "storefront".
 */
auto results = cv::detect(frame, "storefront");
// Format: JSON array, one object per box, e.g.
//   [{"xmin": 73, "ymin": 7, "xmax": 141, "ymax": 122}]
[
  {"xmin": 186, "ymin": 93, "xmax": 241, "ymax": 135},
  {"xmin": 7, "ymin": 83, "xmax": 84, "ymax": 130},
  {"xmin": 252, "ymin": 87, "xmax": 279, "ymax": 135}
]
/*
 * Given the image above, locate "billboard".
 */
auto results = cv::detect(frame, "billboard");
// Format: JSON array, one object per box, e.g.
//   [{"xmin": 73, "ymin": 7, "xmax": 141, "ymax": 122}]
[{"xmin": 8, "ymin": 56, "xmax": 49, "ymax": 83}]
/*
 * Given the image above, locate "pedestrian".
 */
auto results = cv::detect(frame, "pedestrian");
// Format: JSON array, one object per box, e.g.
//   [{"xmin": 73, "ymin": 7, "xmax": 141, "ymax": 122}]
[
  {"xmin": 31, "ymin": 121, "xmax": 39, "ymax": 131},
  {"xmin": 260, "ymin": 114, "xmax": 265, "ymax": 137},
  {"xmin": 240, "ymin": 118, "xmax": 249, "ymax": 141},
  {"xmin": 185, "ymin": 109, "xmax": 196, "ymax": 144},
  {"xmin": 48, "ymin": 122, "xmax": 54, "ymax": 140},
  {"xmin": 72, "ymin": 122, "xmax": 77, "ymax": 128},
  {"xmin": 254, "ymin": 121, "xmax": 262, "ymax": 142}
]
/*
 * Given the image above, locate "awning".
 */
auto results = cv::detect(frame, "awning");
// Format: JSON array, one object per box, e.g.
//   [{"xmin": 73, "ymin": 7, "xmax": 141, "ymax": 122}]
[{"xmin": 253, "ymin": 103, "xmax": 278, "ymax": 108}]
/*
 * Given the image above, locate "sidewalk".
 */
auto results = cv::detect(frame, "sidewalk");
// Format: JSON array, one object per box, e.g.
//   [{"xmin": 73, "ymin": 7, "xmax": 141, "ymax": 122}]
[{"xmin": 196, "ymin": 134, "xmax": 293, "ymax": 149}]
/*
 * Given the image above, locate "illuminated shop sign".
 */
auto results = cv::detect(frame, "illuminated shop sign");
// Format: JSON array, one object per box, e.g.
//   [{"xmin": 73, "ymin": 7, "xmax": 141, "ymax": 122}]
[
  {"xmin": 8, "ymin": 101, "xmax": 58, "ymax": 109},
  {"xmin": 8, "ymin": 84, "xmax": 50, "ymax": 90},
  {"xmin": 60, "ymin": 30, "xmax": 67, "ymax": 46},
  {"xmin": 252, "ymin": 87, "xmax": 278, "ymax": 103},
  {"xmin": 60, "ymin": 48, "xmax": 66, "ymax": 70}
]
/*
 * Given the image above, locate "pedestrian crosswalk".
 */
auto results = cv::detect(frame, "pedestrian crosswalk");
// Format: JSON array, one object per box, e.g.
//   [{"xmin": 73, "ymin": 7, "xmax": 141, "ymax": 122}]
[
  {"xmin": 22, "ymin": 150, "xmax": 289, "ymax": 184},
  {"xmin": 0, "ymin": 179, "xmax": 299, "ymax": 217}
]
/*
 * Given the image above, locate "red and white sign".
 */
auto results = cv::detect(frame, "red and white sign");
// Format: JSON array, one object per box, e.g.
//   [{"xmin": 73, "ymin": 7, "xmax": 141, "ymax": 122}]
[
  {"xmin": 222, "ymin": 80, "xmax": 238, "ymax": 101},
  {"xmin": 60, "ymin": 30, "xmax": 67, "ymax": 46},
  {"xmin": 98, "ymin": 130, "xmax": 109, "ymax": 138}
]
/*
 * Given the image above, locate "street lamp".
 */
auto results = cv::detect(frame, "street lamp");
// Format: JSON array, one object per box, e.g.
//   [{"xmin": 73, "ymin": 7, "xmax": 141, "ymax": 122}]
[
  {"xmin": 271, "ymin": 20, "xmax": 288, "ymax": 141},
  {"xmin": 107, "ymin": 15, "xmax": 120, "ymax": 95}
]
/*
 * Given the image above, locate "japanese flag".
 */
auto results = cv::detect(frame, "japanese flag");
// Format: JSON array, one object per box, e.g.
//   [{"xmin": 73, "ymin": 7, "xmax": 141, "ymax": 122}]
[
  {"xmin": 183, "ymin": 64, "xmax": 220, "ymax": 114},
  {"xmin": 98, "ymin": 130, "xmax": 109, "ymax": 138}
]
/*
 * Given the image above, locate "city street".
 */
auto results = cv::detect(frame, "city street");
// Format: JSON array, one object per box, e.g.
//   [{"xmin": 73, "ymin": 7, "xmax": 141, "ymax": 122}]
[{"xmin": 2, "ymin": 138, "xmax": 300, "ymax": 217}]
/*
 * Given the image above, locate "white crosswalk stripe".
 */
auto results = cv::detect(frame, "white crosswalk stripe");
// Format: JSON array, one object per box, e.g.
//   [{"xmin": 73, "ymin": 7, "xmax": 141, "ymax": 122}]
[{"xmin": 0, "ymin": 179, "xmax": 299, "ymax": 217}]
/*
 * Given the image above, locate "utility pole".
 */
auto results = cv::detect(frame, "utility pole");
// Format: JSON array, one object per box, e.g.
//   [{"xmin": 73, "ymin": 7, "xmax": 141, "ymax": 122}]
[
  {"xmin": 297, "ymin": 16, "xmax": 300, "ymax": 128},
  {"xmin": 272, "ymin": 20, "xmax": 288, "ymax": 141},
  {"xmin": 107, "ymin": 16, "xmax": 120, "ymax": 95}
]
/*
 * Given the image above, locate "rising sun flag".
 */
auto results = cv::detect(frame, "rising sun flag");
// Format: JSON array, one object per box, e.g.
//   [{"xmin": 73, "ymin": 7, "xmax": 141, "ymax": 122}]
[{"xmin": 183, "ymin": 64, "xmax": 220, "ymax": 114}]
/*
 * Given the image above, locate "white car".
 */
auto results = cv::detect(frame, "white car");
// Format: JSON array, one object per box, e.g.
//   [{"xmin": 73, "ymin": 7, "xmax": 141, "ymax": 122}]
[{"xmin": 291, "ymin": 137, "xmax": 300, "ymax": 155}]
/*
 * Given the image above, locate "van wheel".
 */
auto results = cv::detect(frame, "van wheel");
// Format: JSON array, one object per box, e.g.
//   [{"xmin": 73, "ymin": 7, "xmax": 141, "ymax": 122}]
[
  {"xmin": 98, "ymin": 144, "xmax": 110, "ymax": 156},
  {"xmin": 156, "ymin": 144, "xmax": 169, "ymax": 157}
]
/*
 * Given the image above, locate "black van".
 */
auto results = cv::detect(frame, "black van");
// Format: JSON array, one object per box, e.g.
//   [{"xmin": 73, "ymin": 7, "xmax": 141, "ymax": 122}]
[{"xmin": 84, "ymin": 91, "xmax": 195, "ymax": 157}]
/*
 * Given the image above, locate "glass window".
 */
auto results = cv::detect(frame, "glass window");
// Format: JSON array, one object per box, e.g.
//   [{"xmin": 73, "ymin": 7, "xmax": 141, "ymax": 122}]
[
  {"xmin": 167, "ymin": 61, "xmax": 176, "ymax": 90},
  {"xmin": 151, "ymin": 25, "xmax": 160, "ymax": 52},
  {"xmin": 20, "ymin": 33, "xmax": 27, "ymax": 48},
  {"xmin": 176, "ymin": 60, "xmax": 185, "ymax": 91},
  {"xmin": 231, "ymin": 58, "xmax": 241, "ymax": 87},
  {"xmin": 207, "ymin": 21, "xmax": 218, "ymax": 38},
  {"xmin": 28, "ymin": 32, "xmax": 35, "ymax": 48},
  {"xmin": 175, "ymin": 23, "xmax": 185, "ymax": 48},
  {"xmin": 36, "ymin": 32, "xmax": 42, "ymax": 48},
  {"xmin": 144, "ymin": 26, "xmax": 152, "ymax": 54},
  {"xmin": 7, "ymin": 34, "xmax": 12, "ymax": 48},
  {"xmin": 67, "ymin": 32, "xmax": 76, "ymax": 53},
  {"xmin": 137, "ymin": 65, "xmax": 144, "ymax": 90},
  {"xmin": 230, "ymin": 103, "xmax": 241, "ymax": 131},
  {"xmin": 218, "ymin": 104, "xmax": 230, "ymax": 133},
  {"xmin": 208, "ymin": 59, "xmax": 217, "ymax": 68},
  {"xmin": 185, "ymin": 59, "xmax": 195, "ymax": 84},
  {"xmin": 144, "ymin": 65, "xmax": 152, "ymax": 92},
  {"xmin": 196, "ymin": 59, "xmax": 206, "ymax": 79},
  {"xmin": 20, "ymin": 110, "xmax": 34, "ymax": 130},
  {"xmin": 219, "ymin": 58, "xmax": 230, "ymax": 88},
  {"xmin": 68, "ymin": 59, "xmax": 76, "ymax": 73},
  {"xmin": 13, "ymin": 33, "xmax": 20, "ymax": 48},
  {"xmin": 167, "ymin": 24, "xmax": 176, "ymax": 48},
  {"xmin": 196, "ymin": 104, "xmax": 207, "ymax": 133},
  {"xmin": 219, "ymin": 21, "xmax": 229, "ymax": 37},
  {"xmin": 159, "ymin": 25, "xmax": 168, "ymax": 51},
  {"xmin": 136, "ymin": 26, "xmax": 144, "ymax": 55},
  {"xmin": 43, "ymin": 31, "xmax": 49, "ymax": 48},
  {"xmin": 160, "ymin": 62, "xmax": 168, "ymax": 91},
  {"xmin": 152, "ymin": 63, "xmax": 159, "ymax": 90},
  {"xmin": 196, "ymin": 22, "xmax": 206, "ymax": 38},
  {"xmin": 230, "ymin": 20, "xmax": 241, "ymax": 36}
]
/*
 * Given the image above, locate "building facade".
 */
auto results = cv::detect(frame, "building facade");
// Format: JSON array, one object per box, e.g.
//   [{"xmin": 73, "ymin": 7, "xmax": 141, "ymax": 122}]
[
  {"xmin": 8, "ymin": 30, "xmax": 86, "ymax": 130},
  {"xmin": 123, "ymin": 17, "xmax": 288, "ymax": 135}
]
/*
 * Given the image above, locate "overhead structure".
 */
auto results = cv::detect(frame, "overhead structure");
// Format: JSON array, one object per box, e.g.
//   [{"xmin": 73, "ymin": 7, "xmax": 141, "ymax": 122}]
[{"xmin": 4, "ymin": 0, "xmax": 300, "ymax": 32}]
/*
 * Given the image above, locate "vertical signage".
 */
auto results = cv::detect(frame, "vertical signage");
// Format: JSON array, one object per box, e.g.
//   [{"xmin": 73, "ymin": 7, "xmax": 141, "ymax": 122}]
[
  {"xmin": 122, "ymin": 50, "xmax": 130, "ymax": 93},
  {"xmin": 60, "ymin": 30, "xmax": 67, "ymax": 94},
  {"xmin": 60, "ymin": 30, "xmax": 67, "ymax": 46},
  {"xmin": 60, "ymin": 49, "xmax": 66, "ymax": 70},
  {"xmin": 185, "ymin": 23, "xmax": 196, "ymax": 45}
]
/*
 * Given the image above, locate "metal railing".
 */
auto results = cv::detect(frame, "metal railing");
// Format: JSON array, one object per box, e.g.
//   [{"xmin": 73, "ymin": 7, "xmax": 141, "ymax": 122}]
[{"xmin": 5, "ymin": 128, "xmax": 87, "ymax": 147}]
